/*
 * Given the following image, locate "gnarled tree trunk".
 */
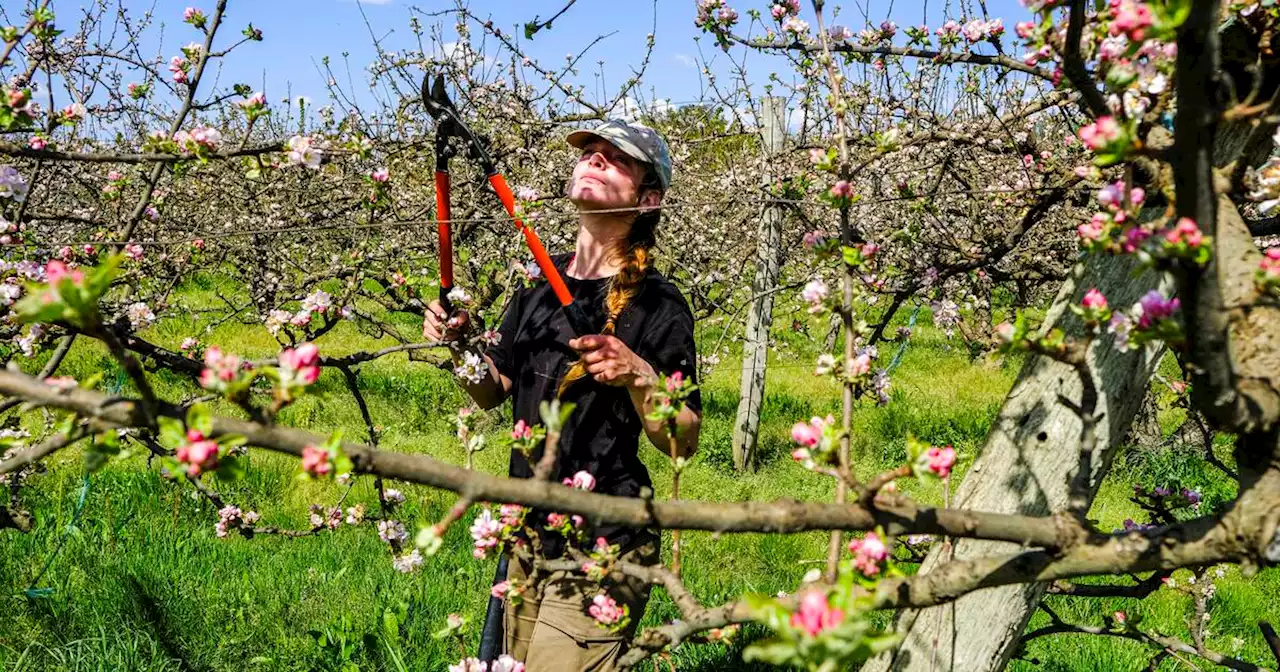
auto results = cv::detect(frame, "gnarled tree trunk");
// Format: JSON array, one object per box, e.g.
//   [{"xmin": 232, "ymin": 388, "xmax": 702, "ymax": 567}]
[
  {"xmin": 865, "ymin": 18, "xmax": 1277, "ymax": 671},
  {"xmin": 862, "ymin": 253, "xmax": 1171, "ymax": 672}
]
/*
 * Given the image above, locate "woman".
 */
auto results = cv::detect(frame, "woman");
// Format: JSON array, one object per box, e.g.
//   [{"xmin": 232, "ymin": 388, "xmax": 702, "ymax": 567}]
[{"xmin": 423, "ymin": 119, "xmax": 701, "ymax": 671}]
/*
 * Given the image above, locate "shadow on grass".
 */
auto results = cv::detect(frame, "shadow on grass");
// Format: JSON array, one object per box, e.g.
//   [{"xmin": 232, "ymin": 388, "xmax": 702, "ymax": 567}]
[{"xmin": 121, "ymin": 575, "xmax": 201, "ymax": 672}]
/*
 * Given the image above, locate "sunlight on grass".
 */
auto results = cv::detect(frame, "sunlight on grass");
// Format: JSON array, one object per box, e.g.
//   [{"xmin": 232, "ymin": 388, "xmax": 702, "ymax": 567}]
[{"xmin": 3, "ymin": 306, "xmax": 1277, "ymax": 672}]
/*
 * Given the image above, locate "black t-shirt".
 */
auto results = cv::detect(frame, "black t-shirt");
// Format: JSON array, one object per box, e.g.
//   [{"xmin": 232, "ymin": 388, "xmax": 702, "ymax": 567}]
[{"xmin": 485, "ymin": 254, "xmax": 701, "ymax": 557}]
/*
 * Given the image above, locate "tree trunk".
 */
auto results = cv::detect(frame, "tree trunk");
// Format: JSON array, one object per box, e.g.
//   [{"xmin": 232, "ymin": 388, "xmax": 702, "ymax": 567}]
[
  {"xmin": 862, "ymin": 253, "xmax": 1172, "ymax": 672},
  {"xmin": 864, "ymin": 20, "xmax": 1276, "ymax": 668},
  {"xmin": 1126, "ymin": 386, "xmax": 1165, "ymax": 452},
  {"xmin": 732, "ymin": 97, "xmax": 786, "ymax": 472}
]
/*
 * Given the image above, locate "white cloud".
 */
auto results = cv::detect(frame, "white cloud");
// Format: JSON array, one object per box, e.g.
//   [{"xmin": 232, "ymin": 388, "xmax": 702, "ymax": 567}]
[{"xmin": 672, "ymin": 53, "xmax": 696, "ymax": 69}]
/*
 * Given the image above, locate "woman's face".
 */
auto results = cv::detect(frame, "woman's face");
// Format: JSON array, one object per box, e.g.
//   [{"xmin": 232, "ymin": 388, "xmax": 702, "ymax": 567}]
[{"xmin": 568, "ymin": 139, "xmax": 659, "ymax": 212}]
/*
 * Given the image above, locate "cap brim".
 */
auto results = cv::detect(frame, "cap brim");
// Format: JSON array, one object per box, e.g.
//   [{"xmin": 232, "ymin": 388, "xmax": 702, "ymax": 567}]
[{"xmin": 565, "ymin": 129, "xmax": 651, "ymax": 167}]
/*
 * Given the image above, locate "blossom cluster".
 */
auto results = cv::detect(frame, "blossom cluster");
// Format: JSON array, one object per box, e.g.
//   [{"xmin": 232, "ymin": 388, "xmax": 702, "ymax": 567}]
[{"xmin": 215, "ymin": 505, "xmax": 260, "ymax": 538}]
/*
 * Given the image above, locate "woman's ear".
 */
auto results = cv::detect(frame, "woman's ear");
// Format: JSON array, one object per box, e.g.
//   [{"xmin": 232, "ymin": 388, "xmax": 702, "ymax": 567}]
[{"xmin": 637, "ymin": 189, "xmax": 663, "ymax": 212}]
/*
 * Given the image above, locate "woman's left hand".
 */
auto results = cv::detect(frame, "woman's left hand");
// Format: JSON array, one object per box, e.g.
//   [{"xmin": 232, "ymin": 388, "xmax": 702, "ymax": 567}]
[{"xmin": 569, "ymin": 335, "xmax": 657, "ymax": 389}]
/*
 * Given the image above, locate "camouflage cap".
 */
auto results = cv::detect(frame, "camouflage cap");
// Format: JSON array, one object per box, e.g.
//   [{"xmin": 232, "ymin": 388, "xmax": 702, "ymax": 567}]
[{"xmin": 566, "ymin": 119, "xmax": 672, "ymax": 190}]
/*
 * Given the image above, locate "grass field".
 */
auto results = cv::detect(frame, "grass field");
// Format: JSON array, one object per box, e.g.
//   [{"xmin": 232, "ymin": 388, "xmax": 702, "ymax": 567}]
[{"xmin": 2, "ymin": 283, "xmax": 1278, "ymax": 671}]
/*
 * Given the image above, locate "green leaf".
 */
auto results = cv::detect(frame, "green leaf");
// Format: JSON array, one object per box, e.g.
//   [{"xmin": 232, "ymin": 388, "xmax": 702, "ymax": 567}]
[
  {"xmin": 218, "ymin": 434, "xmax": 248, "ymax": 451},
  {"xmin": 215, "ymin": 455, "xmax": 246, "ymax": 481},
  {"xmin": 79, "ymin": 371, "xmax": 105, "ymax": 390},
  {"xmin": 85, "ymin": 253, "xmax": 125, "ymax": 299},
  {"xmin": 186, "ymin": 403, "xmax": 213, "ymax": 437},
  {"xmin": 158, "ymin": 416, "xmax": 185, "ymax": 449},
  {"xmin": 905, "ymin": 433, "xmax": 927, "ymax": 462},
  {"xmin": 742, "ymin": 638, "xmax": 799, "ymax": 665}
]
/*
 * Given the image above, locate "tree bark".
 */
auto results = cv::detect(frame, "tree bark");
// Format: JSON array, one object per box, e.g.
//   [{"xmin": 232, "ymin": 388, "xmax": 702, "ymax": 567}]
[
  {"xmin": 862, "ymin": 251, "xmax": 1171, "ymax": 672},
  {"xmin": 732, "ymin": 97, "xmax": 787, "ymax": 472},
  {"xmin": 866, "ymin": 18, "xmax": 1279, "ymax": 672}
]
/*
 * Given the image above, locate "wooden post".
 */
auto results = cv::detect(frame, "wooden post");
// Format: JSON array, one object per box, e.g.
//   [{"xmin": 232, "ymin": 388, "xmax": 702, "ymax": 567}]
[{"xmin": 732, "ymin": 97, "xmax": 787, "ymax": 472}]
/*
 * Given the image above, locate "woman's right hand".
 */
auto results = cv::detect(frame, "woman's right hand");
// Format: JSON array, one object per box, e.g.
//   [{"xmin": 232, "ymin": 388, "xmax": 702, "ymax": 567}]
[{"xmin": 422, "ymin": 300, "xmax": 472, "ymax": 343}]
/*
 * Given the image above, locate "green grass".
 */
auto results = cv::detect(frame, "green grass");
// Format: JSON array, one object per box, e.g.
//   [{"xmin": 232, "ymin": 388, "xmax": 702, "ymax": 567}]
[{"xmin": 2, "ymin": 304, "xmax": 1278, "ymax": 671}]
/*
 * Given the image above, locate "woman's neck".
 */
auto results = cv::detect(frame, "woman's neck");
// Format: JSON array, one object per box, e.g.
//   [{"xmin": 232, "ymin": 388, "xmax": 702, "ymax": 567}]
[{"xmin": 567, "ymin": 212, "xmax": 632, "ymax": 279}]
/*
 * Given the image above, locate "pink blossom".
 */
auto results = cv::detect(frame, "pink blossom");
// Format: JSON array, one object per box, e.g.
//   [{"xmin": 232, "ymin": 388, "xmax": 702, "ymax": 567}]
[
  {"xmin": 279, "ymin": 342, "xmax": 321, "ymax": 387},
  {"xmin": 798, "ymin": 229, "xmax": 829, "ymax": 247},
  {"xmin": 499, "ymin": 504, "xmax": 523, "ymax": 527},
  {"xmin": 377, "ymin": 519, "xmax": 408, "ymax": 544},
  {"xmin": 790, "ymin": 590, "xmax": 844, "ymax": 636},
  {"xmin": 1077, "ymin": 215, "xmax": 1106, "ymax": 242},
  {"xmin": 125, "ymin": 243, "xmax": 144, "ymax": 260},
  {"xmin": 828, "ymin": 180, "xmax": 853, "ymax": 199},
  {"xmin": 449, "ymin": 659, "xmax": 486, "ymax": 672},
  {"xmin": 199, "ymin": 346, "xmax": 245, "ymax": 390},
  {"xmin": 801, "ymin": 278, "xmax": 828, "ymax": 310},
  {"xmin": 849, "ymin": 353, "xmax": 872, "ymax": 377},
  {"xmin": 44, "ymin": 260, "xmax": 85, "ymax": 286},
  {"xmin": 491, "ymin": 580, "xmax": 511, "ymax": 599},
  {"xmin": 1109, "ymin": 0, "xmax": 1153, "ymax": 41},
  {"xmin": 848, "ymin": 531, "xmax": 889, "ymax": 575},
  {"xmin": 790, "ymin": 416, "xmax": 829, "ymax": 447},
  {"xmin": 665, "ymin": 370, "xmax": 685, "ymax": 393},
  {"xmin": 177, "ymin": 438, "xmax": 219, "ymax": 476},
  {"xmin": 781, "ymin": 16, "xmax": 808, "ymax": 35},
  {"xmin": 589, "ymin": 593, "xmax": 626, "ymax": 625},
  {"xmin": 169, "ymin": 56, "xmax": 189, "ymax": 83},
  {"xmin": 1122, "ymin": 225, "xmax": 1152, "ymax": 253},
  {"xmin": 28, "ymin": 136, "xmax": 46, "ymax": 150},
  {"xmin": 300, "ymin": 444, "xmax": 332, "ymax": 477},
  {"xmin": 1098, "ymin": 35, "xmax": 1129, "ymax": 61},
  {"xmin": 471, "ymin": 509, "xmax": 502, "ymax": 559},
  {"xmin": 962, "ymin": 19, "xmax": 987, "ymax": 42},
  {"xmin": 1164, "ymin": 217, "xmax": 1203, "ymax": 247},
  {"xmin": 371, "ymin": 167, "xmax": 390, "ymax": 182},
  {"xmin": 512, "ymin": 419, "xmax": 533, "ymax": 441},
  {"xmin": 926, "ymin": 445, "xmax": 957, "ymax": 478},
  {"xmin": 1082, "ymin": 288, "xmax": 1108, "ymax": 310},
  {"xmin": 1096, "ymin": 181, "xmax": 1125, "ymax": 209},
  {"xmin": 1078, "ymin": 116, "xmax": 1123, "ymax": 151},
  {"xmin": 1015, "ymin": 20, "xmax": 1036, "ymax": 39},
  {"xmin": 191, "ymin": 238, "xmax": 204, "ymax": 250},
  {"xmin": 1136, "ymin": 290, "xmax": 1179, "ymax": 329},
  {"xmin": 1261, "ymin": 247, "xmax": 1280, "ymax": 278},
  {"xmin": 563, "ymin": 470, "xmax": 596, "ymax": 491}
]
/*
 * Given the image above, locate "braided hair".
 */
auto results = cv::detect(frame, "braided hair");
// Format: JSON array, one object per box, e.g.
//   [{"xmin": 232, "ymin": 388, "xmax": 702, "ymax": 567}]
[{"xmin": 558, "ymin": 166, "xmax": 663, "ymax": 396}]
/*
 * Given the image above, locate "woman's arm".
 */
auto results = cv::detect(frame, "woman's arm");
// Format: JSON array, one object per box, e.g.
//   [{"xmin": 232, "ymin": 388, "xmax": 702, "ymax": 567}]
[
  {"xmin": 424, "ymin": 300, "xmax": 512, "ymax": 409},
  {"xmin": 568, "ymin": 334, "xmax": 701, "ymax": 458},
  {"xmin": 627, "ymin": 378, "xmax": 701, "ymax": 458},
  {"xmin": 449, "ymin": 348, "xmax": 512, "ymax": 410}
]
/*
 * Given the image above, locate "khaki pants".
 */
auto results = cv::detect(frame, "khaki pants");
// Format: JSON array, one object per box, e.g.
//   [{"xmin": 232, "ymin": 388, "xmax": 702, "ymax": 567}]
[{"xmin": 504, "ymin": 541, "xmax": 659, "ymax": 672}]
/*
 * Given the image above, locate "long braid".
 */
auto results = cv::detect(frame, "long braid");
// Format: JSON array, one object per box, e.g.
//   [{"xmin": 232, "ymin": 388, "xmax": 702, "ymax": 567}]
[{"xmin": 558, "ymin": 172, "xmax": 662, "ymax": 396}]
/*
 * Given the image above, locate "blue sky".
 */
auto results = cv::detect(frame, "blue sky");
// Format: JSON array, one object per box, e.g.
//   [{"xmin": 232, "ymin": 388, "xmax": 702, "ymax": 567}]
[{"xmin": 46, "ymin": 0, "xmax": 1033, "ymax": 116}]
